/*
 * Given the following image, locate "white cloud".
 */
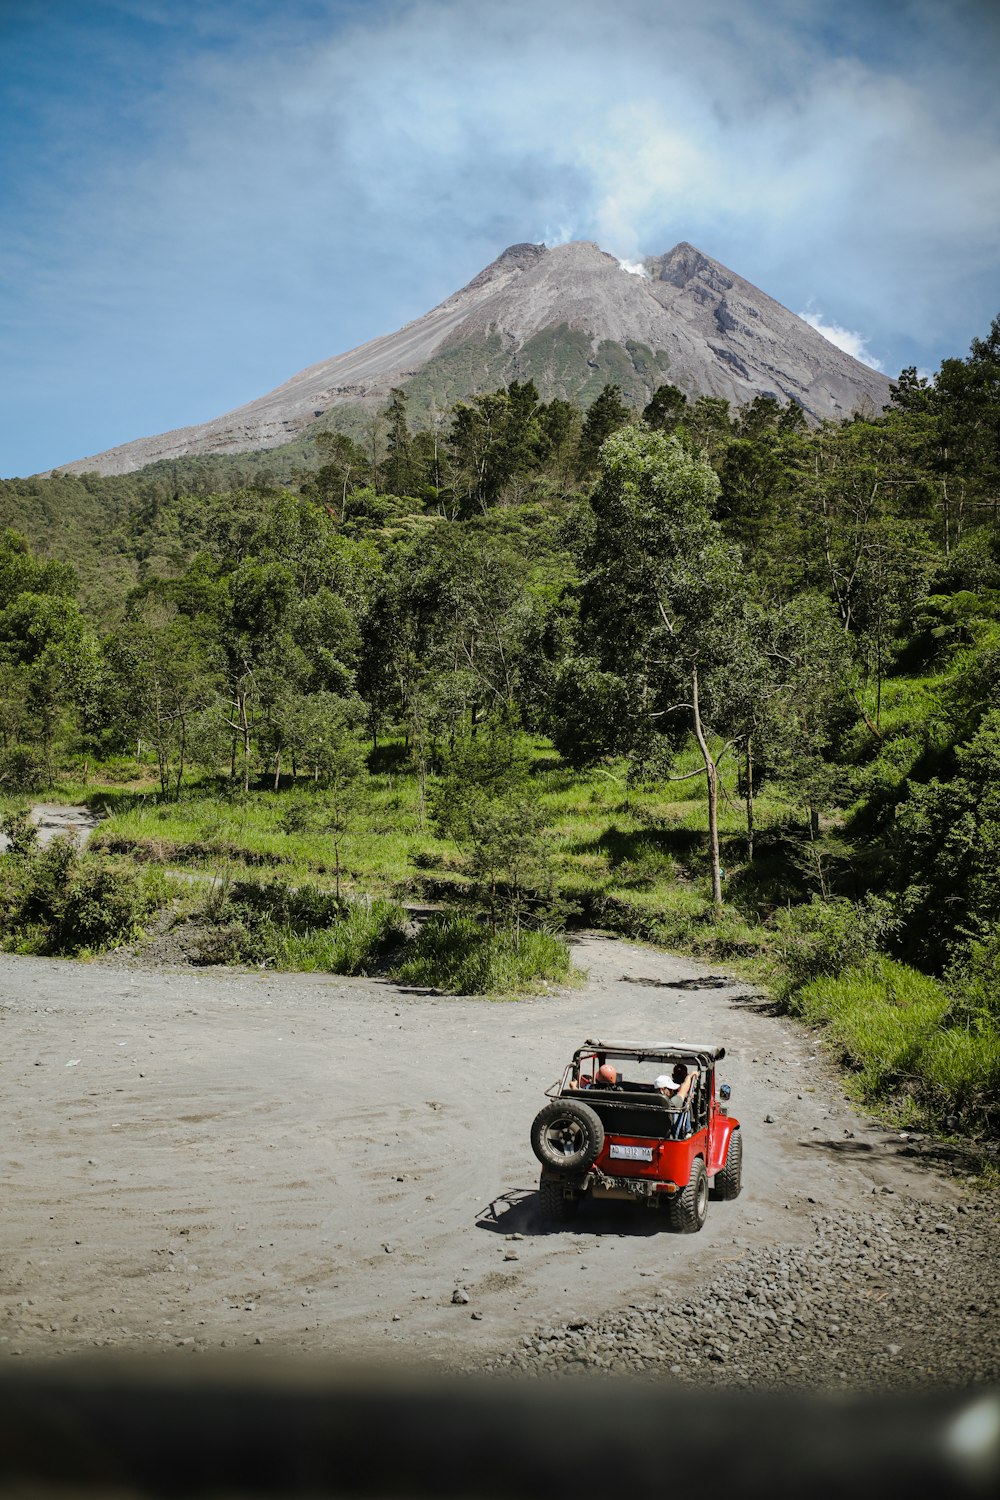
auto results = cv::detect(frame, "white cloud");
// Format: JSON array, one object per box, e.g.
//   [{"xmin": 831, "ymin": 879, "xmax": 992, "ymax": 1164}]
[
  {"xmin": 798, "ymin": 309, "xmax": 885, "ymax": 371},
  {"xmin": 618, "ymin": 259, "xmax": 651, "ymax": 278}
]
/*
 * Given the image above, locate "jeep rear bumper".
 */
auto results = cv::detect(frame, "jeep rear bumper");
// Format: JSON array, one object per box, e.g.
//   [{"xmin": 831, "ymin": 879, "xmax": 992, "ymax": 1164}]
[{"xmin": 541, "ymin": 1168, "xmax": 683, "ymax": 1202}]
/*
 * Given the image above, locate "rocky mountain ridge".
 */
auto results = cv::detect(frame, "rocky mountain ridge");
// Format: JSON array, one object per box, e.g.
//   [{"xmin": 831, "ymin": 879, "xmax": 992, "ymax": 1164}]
[{"xmin": 51, "ymin": 239, "xmax": 893, "ymax": 477}]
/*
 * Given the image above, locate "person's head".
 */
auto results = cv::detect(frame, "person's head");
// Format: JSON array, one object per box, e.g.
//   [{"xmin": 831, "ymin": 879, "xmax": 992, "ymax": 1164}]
[
  {"xmin": 672, "ymin": 1062, "xmax": 689, "ymax": 1084},
  {"xmin": 597, "ymin": 1063, "xmax": 618, "ymax": 1087},
  {"xmin": 653, "ymin": 1074, "xmax": 672, "ymax": 1093}
]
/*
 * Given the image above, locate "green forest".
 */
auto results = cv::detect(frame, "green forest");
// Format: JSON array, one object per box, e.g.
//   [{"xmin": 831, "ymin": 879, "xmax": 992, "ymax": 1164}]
[{"xmin": 1, "ymin": 318, "xmax": 998, "ymax": 1146}]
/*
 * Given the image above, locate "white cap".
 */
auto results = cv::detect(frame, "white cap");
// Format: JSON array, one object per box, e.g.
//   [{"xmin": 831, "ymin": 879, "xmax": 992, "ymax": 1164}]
[{"xmin": 654, "ymin": 1074, "xmax": 672, "ymax": 1090}]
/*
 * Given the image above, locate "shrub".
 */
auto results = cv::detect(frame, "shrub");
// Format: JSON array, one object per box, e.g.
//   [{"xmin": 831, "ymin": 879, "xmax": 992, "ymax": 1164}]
[
  {"xmin": 0, "ymin": 838, "xmax": 160, "ymax": 955},
  {"xmin": 0, "ymin": 746, "xmax": 44, "ymax": 792},
  {"xmin": 0, "ymin": 806, "xmax": 38, "ymax": 856},
  {"xmin": 429, "ymin": 728, "xmax": 532, "ymax": 842},
  {"xmin": 195, "ymin": 878, "xmax": 405, "ymax": 973},
  {"xmin": 770, "ymin": 894, "xmax": 900, "ymax": 997},
  {"xmin": 56, "ymin": 861, "xmax": 159, "ymax": 952},
  {"xmin": 890, "ymin": 709, "xmax": 1000, "ymax": 967},
  {"xmin": 944, "ymin": 926, "xmax": 1000, "ymax": 1033},
  {"xmin": 396, "ymin": 911, "xmax": 573, "ymax": 995}
]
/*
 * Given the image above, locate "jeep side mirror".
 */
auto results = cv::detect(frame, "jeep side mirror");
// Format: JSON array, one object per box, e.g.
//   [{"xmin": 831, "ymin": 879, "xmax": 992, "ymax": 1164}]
[{"xmin": 720, "ymin": 1084, "xmax": 731, "ymax": 1101}]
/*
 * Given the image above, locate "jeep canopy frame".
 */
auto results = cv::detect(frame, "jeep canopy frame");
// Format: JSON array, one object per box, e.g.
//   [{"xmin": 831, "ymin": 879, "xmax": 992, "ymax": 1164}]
[
  {"xmin": 545, "ymin": 1040, "xmax": 726, "ymax": 1096},
  {"xmin": 575, "ymin": 1040, "xmax": 726, "ymax": 1066}
]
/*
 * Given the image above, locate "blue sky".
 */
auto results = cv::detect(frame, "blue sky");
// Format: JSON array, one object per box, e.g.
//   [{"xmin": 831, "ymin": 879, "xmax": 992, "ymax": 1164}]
[{"xmin": 2, "ymin": 0, "xmax": 998, "ymax": 477}]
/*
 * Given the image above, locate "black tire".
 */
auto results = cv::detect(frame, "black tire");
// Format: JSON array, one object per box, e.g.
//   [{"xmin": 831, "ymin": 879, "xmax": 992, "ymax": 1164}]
[
  {"xmin": 713, "ymin": 1128, "xmax": 742, "ymax": 1201},
  {"xmin": 539, "ymin": 1176, "xmax": 580, "ymax": 1221},
  {"xmin": 530, "ymin": 1099, "xmax": 604, "ymax": 1172},
  {"xmin": 670, "ymin": 1157, "xmax": 709, "ymax": 1233}
]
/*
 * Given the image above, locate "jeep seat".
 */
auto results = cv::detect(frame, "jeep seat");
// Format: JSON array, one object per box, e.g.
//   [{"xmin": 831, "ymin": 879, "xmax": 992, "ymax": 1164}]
[{"xmin": 560, "ymin": 1089, "xmax": 677, "ymax": 1141}]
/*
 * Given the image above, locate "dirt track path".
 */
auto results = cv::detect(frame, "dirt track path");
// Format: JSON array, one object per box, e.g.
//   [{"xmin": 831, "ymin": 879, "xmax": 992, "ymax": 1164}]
[
  {"xmin": 0, "ymin": 803, "xmax": 101, "ymax": 853},
  {"xmin": 0, "ymin": 937, "xmax": 987, "ymax": 1377}
]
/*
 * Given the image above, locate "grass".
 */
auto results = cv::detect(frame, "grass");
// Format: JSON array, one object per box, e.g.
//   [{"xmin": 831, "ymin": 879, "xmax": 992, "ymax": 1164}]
[
  {"xmin": 1, "ymin": 731, "xmax": 803, "ymax": 984},
  {"xmin": 396, "ymin": 912, "xmax": 576, "ymax": 996},
  {"xmin": 5, "ymin": 669, "xmax": 995, "ymax": 1138},
  {"xmin": 793, "ymin": 958, "xmax": 999, "ymax": 1137},
  {"xmin": 190, "ymin": 878, "xmax": 407, "ymax": 974}
]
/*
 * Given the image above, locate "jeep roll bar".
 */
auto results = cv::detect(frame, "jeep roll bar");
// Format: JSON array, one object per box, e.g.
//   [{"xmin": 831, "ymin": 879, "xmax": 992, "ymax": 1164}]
[{"xmin": 574, "ymin": 1040, "xmax": 726, "ymax": 1067}]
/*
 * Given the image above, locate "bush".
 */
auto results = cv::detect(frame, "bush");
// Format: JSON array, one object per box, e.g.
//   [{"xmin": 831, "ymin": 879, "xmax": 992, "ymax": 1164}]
[
  {"xmin": 0, "ymin": 838, "xmax": 160, "ymax": 955},
  {"xmin": 0, "ymin": 746, "xmax": 44, "ymax": 792},
  {"xmin": 770, "ymin": 894, "xmax": 900, "ymax": 997},
  {"xmin": 396, "ymin": 911, "xmax": 573, "ymax": 995},
  {"xmin": 212, "ymin": 878, "xmax": 346, "ymax": 929},
  {"xmin": 57, "ymin": 861, "xmax": 158, "ymax": 952},
  {"xmin": 944, "ymin": 926, "xmax": 1000, "ymax": 1033},
  {"xmin": 194, "ymin": 878, "xmax": 406, "ymax": 974},
  {"xmin": 0, "ymin": 806, "xmax": 38, "ymax": 856},
  {"xmin": 428, "ymin": 728, "xmax": 532, "ymax": 842},
  {"xmin": 890, "ymin": 709, "xmax": 1000, "ymax": 967}
]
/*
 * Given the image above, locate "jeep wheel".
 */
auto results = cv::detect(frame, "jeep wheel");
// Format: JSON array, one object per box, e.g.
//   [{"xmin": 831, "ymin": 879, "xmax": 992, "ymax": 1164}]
[
  {"xmin": 670, "ymin": 1158, "xmax": 709, "ymax": 1233},
  {"xmin": 712, "ymin": 1128, "xmax": 742, "ymax": 1201},
  {"xmin": 530, "ymin": 1099, "xmax": 604, "ymax": 1172},
  {"xmin": 539, "ymin": 1176, "xmax": 580, "ymax": 1221}
]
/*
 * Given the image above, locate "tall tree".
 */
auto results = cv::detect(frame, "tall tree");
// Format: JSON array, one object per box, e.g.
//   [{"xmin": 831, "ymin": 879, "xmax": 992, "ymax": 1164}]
[
  {"xmin": 576, "ymin": 384, "xmax": 631, "ymax": 475},
  {"xmin": 576, "ymin": 428, "xmax": 749, "ymax": 909},
  {"xmin": 643, "ymin": 383, "xmax": 688, "ymax": 433},
  {"xmin": 383, "ymin": 387, "xmax": 414, "ymax": 497}
]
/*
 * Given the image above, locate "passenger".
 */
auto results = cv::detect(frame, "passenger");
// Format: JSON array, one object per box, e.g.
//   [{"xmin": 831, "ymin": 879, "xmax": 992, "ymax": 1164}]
[
  {"xmin": 570, "ymin": 1062, "xmax": 620, "ymax": 1090},
  {"xmin": 654, "ymin": 1063, "xmax": 696, "ymax": 1136}
]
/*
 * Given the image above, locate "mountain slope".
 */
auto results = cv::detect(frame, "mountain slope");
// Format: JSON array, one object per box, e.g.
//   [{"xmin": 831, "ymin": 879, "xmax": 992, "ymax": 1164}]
[{"xmin": 52, "ymin": 240, "xmax": 893, "ymax": 477}]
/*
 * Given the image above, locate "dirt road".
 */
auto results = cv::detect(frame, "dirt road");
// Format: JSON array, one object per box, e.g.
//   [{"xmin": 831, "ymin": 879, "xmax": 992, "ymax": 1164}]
[
  {"xmin": 0, "ymin": 803, "xmax": 102, "ymax": 853},
  {"xmin": 1, "ymin": 937, "xmax": 994, "ymax": 1384}
]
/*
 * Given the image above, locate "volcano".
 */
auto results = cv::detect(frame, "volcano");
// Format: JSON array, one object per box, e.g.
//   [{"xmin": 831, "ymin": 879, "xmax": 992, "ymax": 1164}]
[{"xmin": 55, "ymin": 239, "xmax": 893, "ymax": 476}]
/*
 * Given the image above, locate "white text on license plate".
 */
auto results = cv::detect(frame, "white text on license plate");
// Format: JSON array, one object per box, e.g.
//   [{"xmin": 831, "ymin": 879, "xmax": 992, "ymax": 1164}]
[{"xmin": 610, "ymin": 1143, "xmax": 653, "ymax": 1162}]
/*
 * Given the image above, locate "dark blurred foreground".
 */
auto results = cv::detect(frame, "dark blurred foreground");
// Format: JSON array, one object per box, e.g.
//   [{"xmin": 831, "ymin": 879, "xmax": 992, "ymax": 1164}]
[{"xmin": 1, "ymin": 1360, "xmax": 998, "ymax": 1498}]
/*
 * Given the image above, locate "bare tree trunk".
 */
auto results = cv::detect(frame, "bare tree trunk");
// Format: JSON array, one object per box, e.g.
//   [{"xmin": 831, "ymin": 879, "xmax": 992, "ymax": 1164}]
[
  {"xmin": 745, "ymin": 737, "xmax": 755, "ymax": 864},
  {"xmin": 941, "ymin": 474, "xmax": 951, "ymax": 558},
  {"xmin": 690, "ymin": 665, "xmax": 723, "ymax": 912},
  {"xmin": 238, "ymin": 689, "xmax": 251, "ymax": 794},
  {"xmin": 154, "ymin": 681, "xmax": 169, "ymax": 800},
  {"xmin": 175, "ymin": 714, "xmax": 187, "ymax": 801},
  {"xmin": 273, "ymin": 750, "xmax": 281, "ymax": 792}
]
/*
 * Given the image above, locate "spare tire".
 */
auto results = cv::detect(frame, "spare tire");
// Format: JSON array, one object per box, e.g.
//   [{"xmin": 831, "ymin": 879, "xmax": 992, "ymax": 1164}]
[{"xmin": 530, "ymin": 1099, "xmax": 604, "ymax": 1172}]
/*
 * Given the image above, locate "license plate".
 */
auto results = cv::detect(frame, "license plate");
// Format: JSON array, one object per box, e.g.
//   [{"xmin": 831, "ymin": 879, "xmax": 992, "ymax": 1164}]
[{"xmin": 610, "ymin": 1143, "xmax": 653, "ymax": 1162}]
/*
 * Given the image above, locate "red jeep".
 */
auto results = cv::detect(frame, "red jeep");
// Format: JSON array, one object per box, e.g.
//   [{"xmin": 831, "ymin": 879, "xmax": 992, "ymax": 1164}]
[{"xmin": 530, "ymin": 1039, "xmax": 741, "ymax": 1231}]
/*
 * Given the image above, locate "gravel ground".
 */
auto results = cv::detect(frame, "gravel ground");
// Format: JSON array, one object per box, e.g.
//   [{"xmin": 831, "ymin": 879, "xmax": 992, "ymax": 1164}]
[
  {"xmin": 2, "ymin": 937, "xmax": 996, "ymax": 1391},
  {"xmin": 488, "ymin": 1195, "xmax": 998, "ymax": 1389}
]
